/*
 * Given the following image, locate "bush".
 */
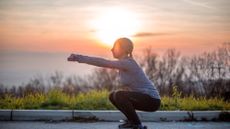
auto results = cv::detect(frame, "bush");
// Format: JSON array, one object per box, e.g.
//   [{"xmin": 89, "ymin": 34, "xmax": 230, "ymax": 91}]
[
  {"xmin": 0, "ymin": 89, "xmax": 229, "ymax": 110},
  {"xmin": 41, "ymin": 88, "xmax": 70, "ymax": 109},
  {"xmin": 74, "ymin": 90, "xmax": 115, "ymax": 110}
]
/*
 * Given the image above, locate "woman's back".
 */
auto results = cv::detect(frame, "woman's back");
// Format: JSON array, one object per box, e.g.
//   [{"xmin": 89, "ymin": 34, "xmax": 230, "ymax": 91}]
[{"xmin": 118, "ymin": 57, "xmax": 161, "ymax": 99}]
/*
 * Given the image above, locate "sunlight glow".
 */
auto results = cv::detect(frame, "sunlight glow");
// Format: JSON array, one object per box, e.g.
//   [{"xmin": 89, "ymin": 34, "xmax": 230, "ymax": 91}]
[{"xmin": 91, "ymin": 8, "xmax": 140, "ymax": 46}]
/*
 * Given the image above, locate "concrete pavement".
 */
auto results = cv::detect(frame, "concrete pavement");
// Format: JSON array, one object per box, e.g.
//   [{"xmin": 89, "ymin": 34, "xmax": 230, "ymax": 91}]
[
  {"xmin": 0, "ymin": 121, "xmax": 230, "ymax": 129},
  {"xmin": 1, "ymin": 110, "xmax": 229, "ymax": 121}
]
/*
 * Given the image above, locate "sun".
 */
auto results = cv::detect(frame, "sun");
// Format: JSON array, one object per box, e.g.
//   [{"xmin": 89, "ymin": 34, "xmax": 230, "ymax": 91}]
[{"xmin": 91, "ymin": 8, "xmax": 140, "ymax": 46}]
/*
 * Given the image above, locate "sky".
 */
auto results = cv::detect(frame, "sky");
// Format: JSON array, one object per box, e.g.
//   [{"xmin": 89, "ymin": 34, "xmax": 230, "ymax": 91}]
[{"xmin": 0, "ymin": 0, "xmax": 229, "ymax": 86}]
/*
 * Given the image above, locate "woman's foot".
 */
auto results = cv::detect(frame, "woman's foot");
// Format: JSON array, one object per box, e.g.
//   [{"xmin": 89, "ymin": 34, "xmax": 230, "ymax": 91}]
[
  {"xmin": 118, "ymin": 120, "xmax": 133, "ymax": 129},
  {"xmin": 132, "ymin": 124, "xmax": 147, "ymax": 129}
]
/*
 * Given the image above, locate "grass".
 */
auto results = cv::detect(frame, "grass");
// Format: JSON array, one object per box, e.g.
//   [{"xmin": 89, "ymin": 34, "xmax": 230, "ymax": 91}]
[
  {"xmin": 0, "ymin": 88, "xmax": 229, "ymax": 110},
  {"xmin": 160, "ymin": 95, "xmax": 229, "ymax": 111}
]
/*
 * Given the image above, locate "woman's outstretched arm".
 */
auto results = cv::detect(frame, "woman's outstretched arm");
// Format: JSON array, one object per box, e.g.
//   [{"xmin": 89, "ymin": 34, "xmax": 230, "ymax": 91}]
[{"xmin": 67, "ymin": 54, "xmax": 129, "ymax": 70}]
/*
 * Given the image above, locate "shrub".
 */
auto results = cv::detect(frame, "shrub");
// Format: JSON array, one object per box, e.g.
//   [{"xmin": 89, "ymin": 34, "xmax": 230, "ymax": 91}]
[
  {"xmin": 74, "ymin": 90, "xmax": 115, "ymax": 110},
  {"xmin": 41, "ymin": 88, "xmax": 70, "ymax": 109},
  {"xmin": 0, "ymin": 89, "xmax": 229, "ymax": 110}
]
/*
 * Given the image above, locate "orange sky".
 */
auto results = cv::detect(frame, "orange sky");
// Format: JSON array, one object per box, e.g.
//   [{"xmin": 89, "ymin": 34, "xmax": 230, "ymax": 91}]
[{"xmin": 0, "ymin": 0, "xmax": 229, "ymax": 86}]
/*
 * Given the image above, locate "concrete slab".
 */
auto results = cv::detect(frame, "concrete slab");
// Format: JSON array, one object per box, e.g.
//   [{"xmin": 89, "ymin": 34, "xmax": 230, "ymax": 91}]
[
  {"xmin": 12, "ymin": 110, "xmax": 72, "ymax": 121},
  {"xmin": 0, "ymin": 110, "xmax": 229, "ymax": 122},
  {"xmin": 0, "ymin": 109, "xmax": 12, "ymax": 120},
  {"xmin": 73, "ymin": 110, "xmax": 229, "ymax": 122},
  {"xmin": 73, "ymin": 110, "xmax": 126, "ymax": 121},
  {"xmin": 192, "ymin": 111, "xmax": 223, "ymax": 121},
  {"xmin": 138, "ymin": 111, "xmax": 189, "ymax": 121}
]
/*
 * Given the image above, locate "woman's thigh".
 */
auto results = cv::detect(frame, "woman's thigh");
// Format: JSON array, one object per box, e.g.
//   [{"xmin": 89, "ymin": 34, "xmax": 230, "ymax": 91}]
[{"xmin": 125, "ymin": 91, "xmax": 161, "ymax": 112}]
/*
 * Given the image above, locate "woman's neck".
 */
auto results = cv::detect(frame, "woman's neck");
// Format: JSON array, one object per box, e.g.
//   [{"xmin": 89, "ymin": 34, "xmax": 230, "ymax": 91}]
[{"xmin": 118, "ymin": 55, "xmax": 129, "ymax": 60}]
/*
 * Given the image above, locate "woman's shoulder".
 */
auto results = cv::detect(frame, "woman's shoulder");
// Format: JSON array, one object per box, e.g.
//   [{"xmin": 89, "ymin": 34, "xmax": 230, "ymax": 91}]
[
  {"xmin": 121, "ymin": 57, "xmax": 135, "ymax": 61},
  {"xmin": 120, "ymin": 57, "xmax": 141, "ymax": 70},
  {"xmin": 120, "ymin": 57, "xmax": 136, "ymax": 64}
]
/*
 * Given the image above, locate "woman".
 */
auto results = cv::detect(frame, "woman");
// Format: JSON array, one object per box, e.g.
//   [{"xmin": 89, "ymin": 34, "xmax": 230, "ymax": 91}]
[{"xmin": 67, "ymin": 37, "xmax": 161, "ymax": 129}]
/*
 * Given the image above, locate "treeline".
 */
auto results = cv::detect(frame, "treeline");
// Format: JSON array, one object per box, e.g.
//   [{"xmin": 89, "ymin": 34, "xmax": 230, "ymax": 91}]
[
  {"xmin": 0, "ymin": 43, "xmax": 229, "ymax": 100},
  {"xmin": 141, "ymin": 43, "xmax": 229, "ymax": 99}
]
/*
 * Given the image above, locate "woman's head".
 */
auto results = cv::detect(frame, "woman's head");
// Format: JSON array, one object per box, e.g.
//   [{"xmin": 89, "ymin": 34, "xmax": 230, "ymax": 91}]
[{"xmin": 111, "ymin": 37, "xmax": 134, "ymax": 59}]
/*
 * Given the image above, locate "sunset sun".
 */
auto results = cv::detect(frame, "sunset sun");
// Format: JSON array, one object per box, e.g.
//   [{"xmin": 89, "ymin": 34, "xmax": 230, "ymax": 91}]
[{"xmin": 91, "ymin": 8, "xmax": 140, "ymax": 46}]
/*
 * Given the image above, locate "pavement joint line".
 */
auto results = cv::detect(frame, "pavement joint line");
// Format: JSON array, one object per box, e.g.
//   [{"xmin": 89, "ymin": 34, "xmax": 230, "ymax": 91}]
[
  {"xmin": 10, "ymin": 109, "xmax": 13, "ymax": 121},
  {"xmin": 72, "ymin": 110, "xmax": 74, "ymax": 120}
]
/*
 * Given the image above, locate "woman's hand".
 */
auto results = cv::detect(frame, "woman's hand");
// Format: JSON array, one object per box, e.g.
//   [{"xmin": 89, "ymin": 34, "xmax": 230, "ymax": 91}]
[{"xmin": 67, "ymin": 54, "xmax": 78, "ymax": 61}]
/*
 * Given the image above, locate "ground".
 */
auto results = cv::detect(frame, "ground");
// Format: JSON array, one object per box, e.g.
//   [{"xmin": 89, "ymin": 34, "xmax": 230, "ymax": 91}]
[{"xmin": 0, "ymin": 121, "xmax": 230, "ymax": 129}]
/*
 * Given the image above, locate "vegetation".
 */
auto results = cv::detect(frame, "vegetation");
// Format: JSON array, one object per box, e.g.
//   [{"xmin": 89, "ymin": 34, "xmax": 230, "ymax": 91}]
[
  {"xmin": 0, "ymin": 88, "xmax": 229, "ymax": 110},
  {"xmin": 0, "ymin": 43, "xmax": 229, "ymax": 110}
]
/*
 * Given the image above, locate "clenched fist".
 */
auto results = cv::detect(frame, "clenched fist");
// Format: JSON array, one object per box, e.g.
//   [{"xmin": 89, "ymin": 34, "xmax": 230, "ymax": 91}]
[{"xmin": 67, "ymin": 54, "xmax": 78, "ymax": 61}]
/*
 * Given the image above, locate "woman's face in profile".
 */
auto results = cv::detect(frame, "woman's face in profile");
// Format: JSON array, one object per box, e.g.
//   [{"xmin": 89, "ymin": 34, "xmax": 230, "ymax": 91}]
[{"xmin": 111, "ymin": 42, "xmax": 126, "ymax": 59}]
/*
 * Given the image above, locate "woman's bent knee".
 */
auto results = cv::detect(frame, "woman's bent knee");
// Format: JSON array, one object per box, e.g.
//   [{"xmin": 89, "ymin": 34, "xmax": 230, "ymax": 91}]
[
  {"xmin": 109, "ymin": 91, "xmax": 116, "ymax": 102},
  {"xmin": 151, "ymin": 99, "xmax": 161, "ymax": 111}
]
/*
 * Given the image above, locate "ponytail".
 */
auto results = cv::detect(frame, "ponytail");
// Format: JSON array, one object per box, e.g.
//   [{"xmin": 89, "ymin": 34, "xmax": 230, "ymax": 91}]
[{"xmin": 129, "ymin": 52, "xmax": 133, "ymax": 58}]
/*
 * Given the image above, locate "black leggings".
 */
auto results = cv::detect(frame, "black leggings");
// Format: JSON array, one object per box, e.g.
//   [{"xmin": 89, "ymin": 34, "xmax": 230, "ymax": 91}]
[{"xmin": 109, "ymin": 90, "xmax": 161, "ymax": 125}]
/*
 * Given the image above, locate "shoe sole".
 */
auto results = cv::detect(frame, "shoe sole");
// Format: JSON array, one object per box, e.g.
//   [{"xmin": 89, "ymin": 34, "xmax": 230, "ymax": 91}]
[{"xmin": 118, "ymin": 126, "xmax": 147, "ymax": 129}]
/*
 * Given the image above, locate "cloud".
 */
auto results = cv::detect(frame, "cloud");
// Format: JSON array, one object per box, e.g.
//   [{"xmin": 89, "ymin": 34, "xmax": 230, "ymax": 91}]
[
  {"xmin": 132, "ymin": 32, "xmax": 169, "ymax": 37},
  {"xmin": 182, "ymin": 0, "xmax": 216, "ymax": 10}
]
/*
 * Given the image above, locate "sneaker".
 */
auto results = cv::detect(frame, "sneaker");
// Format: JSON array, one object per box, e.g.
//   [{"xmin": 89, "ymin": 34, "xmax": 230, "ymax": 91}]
[
  {"xmin": 118, "ymin": 120, "xmax": 133, "ymax": 129},
  {"xmin": 132, "ymin": 125, "xmax": 147, "ymax": 129}
]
